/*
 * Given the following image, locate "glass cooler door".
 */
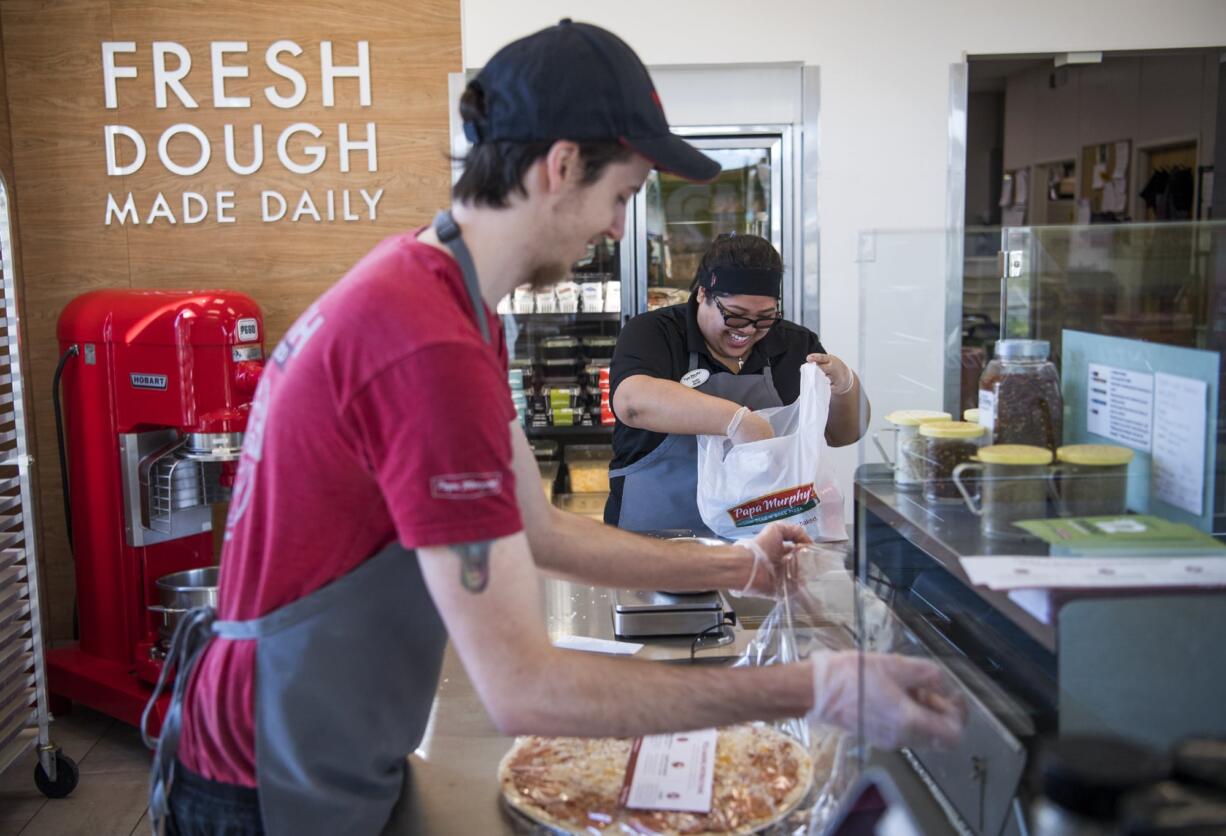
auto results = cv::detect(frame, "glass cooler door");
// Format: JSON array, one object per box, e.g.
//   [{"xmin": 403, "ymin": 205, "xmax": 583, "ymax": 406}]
[{"xmin": 632, "ymin": 135, "xmax": 788, "ymax": 316}]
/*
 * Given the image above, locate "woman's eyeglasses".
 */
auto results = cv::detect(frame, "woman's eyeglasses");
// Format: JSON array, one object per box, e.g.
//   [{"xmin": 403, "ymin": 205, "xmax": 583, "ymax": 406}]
[{"xmin": 713, "ymin": 297, "xmax": 782, "ymax": 330}]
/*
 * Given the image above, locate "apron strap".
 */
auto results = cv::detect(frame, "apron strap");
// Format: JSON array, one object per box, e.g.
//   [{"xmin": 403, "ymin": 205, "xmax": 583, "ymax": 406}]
[
  {"xmin": 686, "ymin": 351, "xmax": 701, "ymax": 373},
  {"xmin": 433, "ymin": 210, "xmax": 490, "ymax": 345},
  {"xmin": 143, "ymin": 606, "xmax": 219, "ymax": 836}
]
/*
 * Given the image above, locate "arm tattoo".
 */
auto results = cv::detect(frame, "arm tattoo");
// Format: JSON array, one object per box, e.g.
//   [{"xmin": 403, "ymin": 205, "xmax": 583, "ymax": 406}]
[{"xmin": 450, "ymin": 540, "xmax": 493, "ymax": 593}]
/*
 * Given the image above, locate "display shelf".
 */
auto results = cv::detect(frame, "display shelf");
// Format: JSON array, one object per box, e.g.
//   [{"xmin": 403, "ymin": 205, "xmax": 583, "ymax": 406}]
[
  {"xmin": 525, "ymin": 424, "xmax": 614, "ymax": 438},
  {"xmin": 500, "ymin": 312, "xmax": 621, "ymax": 322}
]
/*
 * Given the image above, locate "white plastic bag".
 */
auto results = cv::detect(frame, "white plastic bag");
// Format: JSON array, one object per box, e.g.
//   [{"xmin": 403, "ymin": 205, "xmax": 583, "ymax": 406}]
[{"xmin": 697, "ymin": 363, "xmax": 847, "ymax": 541}]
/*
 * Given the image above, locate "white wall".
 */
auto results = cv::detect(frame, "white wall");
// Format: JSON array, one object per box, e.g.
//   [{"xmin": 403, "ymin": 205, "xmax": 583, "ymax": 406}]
[{"xmin": 462, "ymin": 0, "xmax": 1226, "ymax": 502}]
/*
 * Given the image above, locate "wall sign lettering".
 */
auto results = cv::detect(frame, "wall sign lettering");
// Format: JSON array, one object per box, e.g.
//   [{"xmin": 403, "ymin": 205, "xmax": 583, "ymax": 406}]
[{"xmin": 101, "ymin": 40, "xmax": 386, "ymax": 226}]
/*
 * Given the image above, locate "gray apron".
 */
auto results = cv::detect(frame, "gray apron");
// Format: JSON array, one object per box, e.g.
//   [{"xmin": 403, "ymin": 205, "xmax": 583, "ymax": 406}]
[
  {"xmin": 611, "ymin": 352, "xmax": 784, "ymax": 536},
  {"xmin": 144, "ymin": 210, "xmax": 488, "ymax": 836}
]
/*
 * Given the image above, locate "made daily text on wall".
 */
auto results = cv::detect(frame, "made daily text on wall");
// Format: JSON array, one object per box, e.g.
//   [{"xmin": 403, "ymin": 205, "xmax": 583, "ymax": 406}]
[{"xmin": 101, "ymin": 40, "xmax": 386, "ymax": 226}]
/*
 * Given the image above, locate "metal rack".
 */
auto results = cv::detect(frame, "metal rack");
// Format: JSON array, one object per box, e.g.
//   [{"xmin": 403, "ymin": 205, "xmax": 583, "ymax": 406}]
[{"xmin": 0, "ymin": 177, "xmax": 77, "ymax": 797}]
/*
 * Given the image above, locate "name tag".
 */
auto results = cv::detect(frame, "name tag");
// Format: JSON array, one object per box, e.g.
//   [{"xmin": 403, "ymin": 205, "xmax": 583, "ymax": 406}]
[{"xmin": 681, "ymin": 369, "xmax": 710, "ymax": 389}]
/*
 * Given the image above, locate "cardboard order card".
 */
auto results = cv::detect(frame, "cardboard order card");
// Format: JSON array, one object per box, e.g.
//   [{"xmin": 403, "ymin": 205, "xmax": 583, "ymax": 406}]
[{"xmin": 620, "ymin": 729, "xmax": 717, "ymax": 814}]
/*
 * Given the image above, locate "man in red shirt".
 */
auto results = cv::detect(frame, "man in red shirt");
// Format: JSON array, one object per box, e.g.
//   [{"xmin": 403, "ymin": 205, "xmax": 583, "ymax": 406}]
[{"xmin": 149, "ymin": 20, "xmax": 964, "ymax": 836}]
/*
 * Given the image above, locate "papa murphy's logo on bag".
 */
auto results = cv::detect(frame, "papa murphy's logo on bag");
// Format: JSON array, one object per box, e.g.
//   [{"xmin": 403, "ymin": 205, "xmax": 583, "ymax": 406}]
[
  {"xmin": 727, "ymin": 483, "xmax": 818, "ymax": 528},
  {"xmin": 430, "ymin": 472, "xmax": 503, "ymax": 500}
]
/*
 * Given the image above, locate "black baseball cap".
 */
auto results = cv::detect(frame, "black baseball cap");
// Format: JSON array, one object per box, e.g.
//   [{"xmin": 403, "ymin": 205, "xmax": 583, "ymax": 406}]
[{"xmin": 463, "ymin": 19, "xmax": 720, "ymax": 183}]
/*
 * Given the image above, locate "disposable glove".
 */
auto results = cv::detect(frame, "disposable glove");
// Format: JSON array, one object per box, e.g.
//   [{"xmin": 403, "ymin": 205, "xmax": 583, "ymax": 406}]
[{"xmin": 809, "ymin": 650, "xmax": 966, "ymax": 750}]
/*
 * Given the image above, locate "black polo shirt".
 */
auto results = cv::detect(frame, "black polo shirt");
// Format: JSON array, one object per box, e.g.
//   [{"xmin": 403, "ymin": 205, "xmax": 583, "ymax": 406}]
[{"xmin": 604, "ymin": 298, "xmax": 826, "ymax": 525}]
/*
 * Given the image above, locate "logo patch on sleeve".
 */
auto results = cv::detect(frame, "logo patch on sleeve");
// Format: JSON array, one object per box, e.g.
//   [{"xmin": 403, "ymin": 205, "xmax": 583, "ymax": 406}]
[{"xmin": 430, "ymin": 472, "xmax": 504, "ymax": 500}]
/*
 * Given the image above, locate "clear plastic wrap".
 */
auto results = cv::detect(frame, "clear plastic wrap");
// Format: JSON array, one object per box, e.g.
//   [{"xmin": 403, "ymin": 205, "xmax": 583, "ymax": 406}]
[{"xmin": 731, "ymin": 544, "xmax": 866, "ymax": 833}]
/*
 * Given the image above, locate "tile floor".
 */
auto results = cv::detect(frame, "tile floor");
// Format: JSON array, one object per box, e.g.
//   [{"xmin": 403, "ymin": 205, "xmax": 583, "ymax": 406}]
[{"xmin": 0, "ymin": 706, "xmax": 150, "ymax": 836}]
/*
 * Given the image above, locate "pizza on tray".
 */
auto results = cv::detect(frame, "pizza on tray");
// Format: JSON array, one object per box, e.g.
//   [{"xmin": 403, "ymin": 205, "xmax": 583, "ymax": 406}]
[{"xmin": 498, "ymin": 724, "xmax": 817, "ymax": 835}]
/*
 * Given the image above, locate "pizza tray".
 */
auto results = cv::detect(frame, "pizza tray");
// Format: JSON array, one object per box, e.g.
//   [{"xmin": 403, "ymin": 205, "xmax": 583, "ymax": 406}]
[{"xmin": 498, "ymin": 771, "xmax": 822, "ymax": 836}]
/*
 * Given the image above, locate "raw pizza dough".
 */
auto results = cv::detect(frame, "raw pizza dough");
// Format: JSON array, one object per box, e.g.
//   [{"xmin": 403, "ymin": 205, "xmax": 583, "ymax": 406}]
[{"xmin": 498, "ymin": 724, "xmax": 817, "ymax": 835}]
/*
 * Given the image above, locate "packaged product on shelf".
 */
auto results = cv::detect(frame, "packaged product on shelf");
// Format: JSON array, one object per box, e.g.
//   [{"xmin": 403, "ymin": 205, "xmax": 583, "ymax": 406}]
[
  {"xmin": 551, "ymin": 406, "xmax": 577, "ymax": 427},
  {"xmin": 496, "ymin": 294, "xmax": 513, "ymax": 315},
  {"xmin": 508, "ymin": 368, "xmax": 525, "ymax": 391},
  {"xmin": 544, "ymin": 386, "xmax": 585, "ymax": 409},
  {"xmin": 604, "ymin": 281, "xmax": 621, "ymax": 312},
  {"xmin": 509, "ymin": 359, "xmax": 535, "ymax": 390},
  {"xmin": 565, "ymin": 444, "xmax": 612, "ymax": 493},
  {"xmin": 582, "ymin": 362, "xmax": 608, "ymax": 389},
  {"xmin": 555, "ymin": 281, "xmax": 580, "ymax": 313},
  {"xmin": 541, "ymin": 357, "xmax": 582, "ymax": 385},
  {"xmin": 512, "ymin": 284, "xmax": 535, "ymax": 314},
  {"xmin": 534, "ymin": 286, "xmax": 559, "ymax": 314},
  {"xmin": 542, "ymin": 336, "xmax": 580, "ymax": 359},
  {"xmin": 529, "ymin": 439, "xmax": 559, "ymax": 460},
  {"xmin": 580, "ymin": 336, "xmax": 616, "ymax": 361},
  {"xmin": 978, "ymin": 339, "xmax": 1063, "ymax": 452},
  {"xmin": 554, "ymin": 491, "xmax": 609, "ymax": 520},
  {"xmin": 579, "ymin": 281, "xmax": 604, "ymax": 313},
  {"xmin": 538, "ymin": 461, "xmax": 559, "ymax": 503}
]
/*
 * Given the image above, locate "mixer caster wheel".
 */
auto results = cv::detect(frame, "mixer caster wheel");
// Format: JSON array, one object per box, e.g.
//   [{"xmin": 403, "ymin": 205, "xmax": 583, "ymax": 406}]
[{"xmin": 34, "ymin": 750, "xmax": 79, "ymax": 798}]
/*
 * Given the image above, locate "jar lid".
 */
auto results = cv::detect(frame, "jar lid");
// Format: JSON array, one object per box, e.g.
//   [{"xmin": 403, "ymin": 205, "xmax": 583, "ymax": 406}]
[
  {"xmin": 994, "ymin": 339, "xmax": 1050, "ymax": 360},
  {"xmin": 919, "ymin": 420, "xmax": 985, "ymax": 439},
  {"xmin": 962, "ymin": 408, "xmax": 980, "ymax": 423},
  {"xmin": 977, "ymin": 444, "xmax": 1053, "ymax": 465},
  {"xmin": 1058, "ymin": 444, "xmax": 1134, "ymax": 466},
  {"xmin": 884, "ymin": 409, "xmax": 951, "ymax": 426}
]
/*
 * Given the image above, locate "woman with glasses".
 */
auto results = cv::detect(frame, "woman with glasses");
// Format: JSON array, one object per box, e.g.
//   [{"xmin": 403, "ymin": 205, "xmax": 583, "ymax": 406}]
[{"xmin": 604, "ymin": 233, "xmax": 869, "ymax": 534}]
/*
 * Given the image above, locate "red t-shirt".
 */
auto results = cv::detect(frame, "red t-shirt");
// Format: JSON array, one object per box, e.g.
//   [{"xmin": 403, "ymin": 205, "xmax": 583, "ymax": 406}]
[{"xmin": 177, "ymin": 232, "xmax": 523, "ymax": 786}]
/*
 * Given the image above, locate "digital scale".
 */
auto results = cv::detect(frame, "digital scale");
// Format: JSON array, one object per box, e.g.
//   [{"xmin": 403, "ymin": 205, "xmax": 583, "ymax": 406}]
[
  {"xmin": 612, "ymin": 589, "xmax": 733, "ymax": 638},
  {"xmin": 611, "ymin": 535, "xmax": 735, "ymax": 639}
]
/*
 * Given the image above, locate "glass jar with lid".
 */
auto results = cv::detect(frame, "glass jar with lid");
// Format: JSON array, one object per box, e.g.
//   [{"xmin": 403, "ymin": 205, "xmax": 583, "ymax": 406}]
[
  {"xmin": 978, "ymin": 339, "xmax": 1064, "ymax": 452},
  {"xmin": 918, "ymin": 421, "xmax": 986, "ymax": 504},
  {"xmin": 1052, "ymin": 444, "xmax": 1134, "ymax": 518},
  {"xmin": 953, "ymin": 444, "xmax": 1053, "ymax": 539},
  {"xmin": 872, "ymin": 410, "xmax": 952, "ymax": 490}
]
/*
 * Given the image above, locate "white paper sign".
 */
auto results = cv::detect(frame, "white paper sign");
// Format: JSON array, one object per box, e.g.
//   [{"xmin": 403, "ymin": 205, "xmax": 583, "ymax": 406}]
[
  {"xmin": 1086, "ymin": 363, "xmax": 1153, "ymax": 451},
  {"xmin": 622, "ymin": 729, "xmax": 717, "ymax": 814},
  {"xmin": 1151, "ymin": 372, "xmax": 1208, "ymax": 515},
  {"xmin": 552, "ymin": 635, "xmax": 643, "ymax": 656},
  {"xmin": 962, "ymin": 556, "xmax": 1226, "ymax": 590}
]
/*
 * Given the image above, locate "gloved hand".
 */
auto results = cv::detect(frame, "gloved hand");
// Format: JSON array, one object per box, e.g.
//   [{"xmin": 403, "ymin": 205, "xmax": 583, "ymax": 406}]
[
  {"xmin": 729, "ymin": 522, "xmax": 814, "ymax": 598},
  {"xmin": 806, "ymin": 353, "xmax": 855, "ymax": 396},
  {"xmin": 727, "ymin": 406, "xmax": 774, "ymax": 445},
  {"xmin": 809, "ymin": 650, "xmax": 966, "ymax": 750}
]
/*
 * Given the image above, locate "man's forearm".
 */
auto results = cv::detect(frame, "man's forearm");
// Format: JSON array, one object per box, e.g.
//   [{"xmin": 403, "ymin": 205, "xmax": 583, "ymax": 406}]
[
  {"xmin": 826, "ymin": 373, "xmax": 869, "ymax": 447},
  {"xmin": 502, "ymin": 649, "xmax": 814, "ymax": 737},
  {"xmin": 527, "ymin": 507, "xmax": 754, "ymax": 592},
  {"xmin": 613, "ymin": 376, "xmax": 740, "ymax": 436}
]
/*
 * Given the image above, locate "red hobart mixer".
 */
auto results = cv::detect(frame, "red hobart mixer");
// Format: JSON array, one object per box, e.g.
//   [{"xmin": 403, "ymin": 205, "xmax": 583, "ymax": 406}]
[{"xmin": 46, "ymin": 290, "xmax": 264, "ymax": 732}]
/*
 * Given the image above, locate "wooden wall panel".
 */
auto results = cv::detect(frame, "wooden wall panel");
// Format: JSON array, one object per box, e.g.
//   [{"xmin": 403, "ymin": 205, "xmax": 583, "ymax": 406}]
[{"xmin": 0, "ymin": 0, "xmax": 461, "ymax": 639}]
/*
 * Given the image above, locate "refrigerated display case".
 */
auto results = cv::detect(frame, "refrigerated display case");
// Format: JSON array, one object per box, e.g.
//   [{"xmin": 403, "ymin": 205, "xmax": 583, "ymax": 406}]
[{"xmin": 449, "ymin": 64, "xmax": 817, "ymax": 513}]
